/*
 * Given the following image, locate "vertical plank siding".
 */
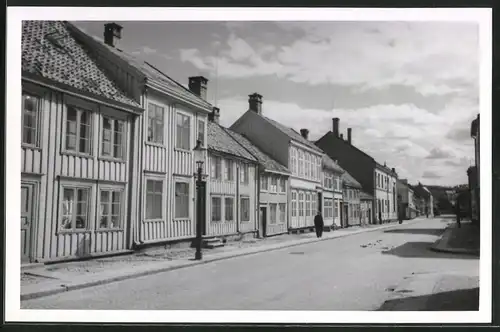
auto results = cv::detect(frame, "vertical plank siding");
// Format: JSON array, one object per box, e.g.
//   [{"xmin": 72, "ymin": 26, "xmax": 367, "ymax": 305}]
[
  {"xmin": 23, "ymin": 83, "xmax": 134, "ymax": 263},
  {"xmin": 266, "ymin": 223, "xmax": 287, "ymax": 236},
  {"xmin": 209, "ymin": 222, "xmax": 237, "ymax": 236},
  {"xmin": 174, "ymin": 149, "xmax": 193, "ymax": 176}
]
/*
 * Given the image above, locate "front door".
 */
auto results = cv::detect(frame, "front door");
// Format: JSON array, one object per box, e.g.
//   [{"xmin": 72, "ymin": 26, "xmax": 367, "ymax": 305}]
[
  {"xmin": 21, "ymin": 183, "xmax": 35, "ymax": 263},
  {"xmin": 344, "ymin": 204, "xmax": 349, "ymax": 228},
  {"xmin": 260, "ymin": 207, "xmax": 267, "ymax": 237}
]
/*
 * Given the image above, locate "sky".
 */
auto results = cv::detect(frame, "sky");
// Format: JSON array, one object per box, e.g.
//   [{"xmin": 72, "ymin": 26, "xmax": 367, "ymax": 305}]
[{"xmin": 74, "ymin": 20, "xmax": 479, "ymax": 187}]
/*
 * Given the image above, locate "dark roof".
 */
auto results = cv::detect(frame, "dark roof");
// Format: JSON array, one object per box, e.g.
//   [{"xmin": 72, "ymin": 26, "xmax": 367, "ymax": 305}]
[
  {"xmin": 470, "ymin": 115, "xmax": 479, "ymax": 137},
  {"xmin": 22, "ymin": 21, "xmax": 140, "ymax": 109},
  {"xmin": 207, "ymin": 122, "xmax": 257, "ymax": 162},
  {"xmin": 342, "ymin": 170, "xmax": 362, "ymax": 189},
  {"xmin": 263, "ymin": 116, "xmax": 323, "ymax": 153},
  {"xmin": 224, "ymin": 129, "xmax": 290, "ymax": 174},
  {"xmin": 360, "ymin": 191, "xmax": 374, "ymax": 200},
  {"xmin": 322, "ymin": 154, "xmax": 345, "ymax": 174},
  {"xmin": 79, "ymin": 24, "xmax": 212, "ymax": 111}
]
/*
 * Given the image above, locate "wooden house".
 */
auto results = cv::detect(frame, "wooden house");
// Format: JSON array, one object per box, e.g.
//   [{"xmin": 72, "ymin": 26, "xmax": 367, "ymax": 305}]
[
  {"xmin": 67, "ymin": 22, "xmax": 214, "ymax": 246},
  {"xmin": 206, "ymin": 109, "xmax": 259, "ymax": 239},
  {"xmin": 360, "ymin": 191, "xmax": 374, "ymax": 225},
  {"xmin": 341, "ymin": 170, "xmax": 362, "ymax": 227},
  {"xmin": 21, "ymin": 21, "xmax": 144, "ymax": 263},
  {"xmin": 230, "ymin": 94, "xmax": 324, "ymax": 233},
  {"xmin": 225, "ymin": 129, "xmax": 291, "ymax": 237},
  {"xmin": 319, "ymin": 154, "xmax": 344, "ymax": 230}
]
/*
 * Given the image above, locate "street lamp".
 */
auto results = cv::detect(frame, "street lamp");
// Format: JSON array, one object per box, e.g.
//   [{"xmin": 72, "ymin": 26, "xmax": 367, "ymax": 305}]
[{"xmin": 193, "ymin": 139, "xmax": 207, "ymax": 260}]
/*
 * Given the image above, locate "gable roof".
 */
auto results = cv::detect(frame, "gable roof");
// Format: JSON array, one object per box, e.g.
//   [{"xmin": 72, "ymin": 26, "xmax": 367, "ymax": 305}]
[
  {"xmin": 342, "ymin": 170, "xmax": 362, "ymax": 189},
  {"xmin": 68, "ymin": 22, "xmax": 212, "ymax": 112},
  {"xmin": 224, "ymin": 129, "xmax": 290, "ymax": 174},
  {"xmin": 263, "ymin": 116, "xmax": 323, "ymax": 153},
  {"xmin": 22, "ymin": 20, "xmax": 140, "ymax": 110},
  {"xmin": 322, "ymin": 154, "xmax": 345, "ymax": 174},
  {"xmin": 207, "ymin": 121, "xmax": 257, "ymax": 162}
]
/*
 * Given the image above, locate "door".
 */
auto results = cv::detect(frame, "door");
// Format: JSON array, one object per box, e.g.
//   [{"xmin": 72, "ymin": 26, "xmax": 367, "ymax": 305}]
[
  {"xmin": 260, "ymin": 207, "xmax": 267, "ymax": 237},
  {"xmin": 343, "ymin": 204, "xmax": 349, "ymax": 228},
  {"xmin": 21, "ymin": 183, "xmax": 35, "ymax": 263}
]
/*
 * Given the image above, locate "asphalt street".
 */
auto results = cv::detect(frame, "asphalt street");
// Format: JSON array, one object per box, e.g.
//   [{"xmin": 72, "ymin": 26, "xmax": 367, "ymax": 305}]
[{"xmin": 22, "ymin": 217, "xmax": 478, "ymax": 310}]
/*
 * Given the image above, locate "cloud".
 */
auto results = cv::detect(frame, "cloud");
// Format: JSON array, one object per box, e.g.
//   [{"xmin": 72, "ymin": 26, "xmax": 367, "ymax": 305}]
[
  {"xmin": 426, "ymin": 147, "xmax": 456, "ymax": 159},
  {"xmin": 180, "ymin": 21, "xmax": 479, "ymax": 98},
  {"xmin": 422, "ymin": 171, "xmax": 441, "ymax": 179}
]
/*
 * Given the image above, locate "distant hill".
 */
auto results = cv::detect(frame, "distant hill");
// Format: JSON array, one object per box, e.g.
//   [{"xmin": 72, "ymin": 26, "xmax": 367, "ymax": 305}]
[{"xmin": 423, "ymin": 185, "xmax": 465, "ymax": 214}]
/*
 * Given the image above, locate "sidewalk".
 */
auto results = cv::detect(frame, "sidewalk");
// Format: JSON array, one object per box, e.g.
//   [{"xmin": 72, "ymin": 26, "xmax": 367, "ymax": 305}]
[
  {"xmin": 21, "ymin": 219, "xmax": 423, "ymax": 301},
  {"xmin": 430, "ymin": 220, "xmax": 480, "ymax": 256}
]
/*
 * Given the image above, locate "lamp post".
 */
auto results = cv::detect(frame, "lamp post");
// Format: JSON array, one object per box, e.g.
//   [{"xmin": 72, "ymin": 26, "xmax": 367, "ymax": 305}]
[{"xmin": 193, "ymin": 139, "xmax": 207, "ymax": 260}]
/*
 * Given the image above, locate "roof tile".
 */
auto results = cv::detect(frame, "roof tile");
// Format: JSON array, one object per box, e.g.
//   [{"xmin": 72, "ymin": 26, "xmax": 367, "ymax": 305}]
[{"xmin": 207, "ymin": 122, "xmax": 257, "ymax": 162}]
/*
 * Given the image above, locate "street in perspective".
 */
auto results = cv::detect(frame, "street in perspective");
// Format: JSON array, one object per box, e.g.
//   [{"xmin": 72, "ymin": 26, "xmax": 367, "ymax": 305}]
[{"xmin": 17, "ymin": 16, "xmax": 481, "ymax": 315}]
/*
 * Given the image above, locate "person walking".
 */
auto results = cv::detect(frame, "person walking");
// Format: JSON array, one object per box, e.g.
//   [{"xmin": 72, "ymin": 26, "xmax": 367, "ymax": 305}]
[
  {"xmin": 314, "ymin": 211, "xmax": 324, "ymax": 238},
  {"xmin": 398, "ymin": 205, "xmax": 403, "ymax": 224}
]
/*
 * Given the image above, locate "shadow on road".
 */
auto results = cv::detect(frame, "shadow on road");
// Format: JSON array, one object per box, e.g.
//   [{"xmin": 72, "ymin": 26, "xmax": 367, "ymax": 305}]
[
  {"xmin": 384, "ymin": 228, "xmax": 446, "ymax": 236},
  {"xmin": 381, "ymin": 242, "xmax": 478, "ymax": 260},
  {"xmin": 378, "ymin": 287, "xmax": 479, "ymax": 311}
]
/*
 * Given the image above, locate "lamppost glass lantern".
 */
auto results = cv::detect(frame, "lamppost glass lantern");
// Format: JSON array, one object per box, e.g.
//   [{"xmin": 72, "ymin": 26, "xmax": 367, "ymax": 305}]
[{"xmin": 193, "ymin": 139, "xmax": 206, "ymax": 171}]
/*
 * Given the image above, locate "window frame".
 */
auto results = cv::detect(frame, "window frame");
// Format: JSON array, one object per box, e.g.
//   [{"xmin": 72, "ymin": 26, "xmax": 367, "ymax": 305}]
[
  {"xmin": 291, "ymin": 191, "xmax": 297, "ymax": 217},
  {"xmin": 100, "ymin": 114, "xmax": 127, "ymax": 161},
  {"xmin": 63, "ymin": 103, "xmax": 94, "ymax": 156},
  {"xmin": 279, "ymin": 177, "xmax": 286, "ymax": 193},
  {"xmin": 197, "ymin": 118, "xmax": 206, "ymax": 147},
  {"xmin": 270, "ymin": 203, "xmax": 277, "ymax": 224},
  {"xmin": 21, "ymin": 91, "xmax": 42, "ymax": 148},
  {"xmin": 174, "ymin": 180, "xmax": 190, "ymax": 219},
  {"xmin": 240, "ymin": 196, "xmax": 251, "ymax": 222},
  {"xmin": 144, "ymin": 175, "xmax": 164, "ymax": 221},
  {"xmin": 211, "ymin": 195, "xmax": 222, "ymax": 222},
  {"xmin": 279, "ymin": 203, "xmax": 286, "ymax": 223},
  {"xmin": 211, "ymin": 155, "xmax": 222, "ymax": 180},
  {"xmin": 147, "ymin": 102, "xmax": 165, "ymax": 145},
  {"xmin": 261, "ymin": 174, "xmax": 268, "ymax": 191},
  {"xmin": 58, "ymin": 182, "xmax": 94, "ymax": 233},
  {"xmin": 98, "ymin": 184, "xmax": 125, "ymax": 230},
  {"xmin": 299, "ymin": 192, "xmax": 304, "ymax": 217},
  {"xmin": 270, "ymin": 176, "xmax": 278, "ymax": 192},
  {"xmin": 225, "ymin": 196, "xmax": 235, "ymax": 222},
  {"xmin": 224, "ymin": 159, "xmax": 234, "ymax": 181},
  {"xmin": 176, "ymin": 112, "xmax": 191, "ymax": 151},
  {"xmin": 240, "ymin": 164, "xmax": 249, "ymax": 185}
]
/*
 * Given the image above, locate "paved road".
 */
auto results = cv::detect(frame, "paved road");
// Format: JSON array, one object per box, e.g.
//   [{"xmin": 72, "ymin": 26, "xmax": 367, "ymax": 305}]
[{"xmin": 22, "ymin": 217, "xmax": 478, "ymax": 310}]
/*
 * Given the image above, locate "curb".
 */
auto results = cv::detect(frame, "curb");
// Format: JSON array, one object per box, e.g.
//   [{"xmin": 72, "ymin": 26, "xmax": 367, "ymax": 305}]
[
  {"xmin": 429, "ymin": 224, "xmax": 480, "ymax": 256},
  {"xmin": 21, "ymin": 219, "xmax": 421, "ymax": 301}
]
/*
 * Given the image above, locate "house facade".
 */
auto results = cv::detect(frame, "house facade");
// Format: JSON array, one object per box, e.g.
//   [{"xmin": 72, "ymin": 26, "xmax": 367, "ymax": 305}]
[
  {"xmin": 225, "ymin": 129, "xmax": 291, "ymax": 237},
  {"xmin": 397, "ymin": 179, "xmax": 417, "ymax": 220},
  {"xmin": 230, "ymin": 94, "xmax": 324, "ymax": 232},
  {"xmin": 360, "ymin": 191, "xmax": 374, "ymax": 225},
  {"xmin": 320, "ymin": 155, "xmax": 344, "ymax": 229},
  {"xmin": 412, "ymin": 183, "xmax": 434, "ymax": 218},
  {"xmin": 341, "ymin": 170, "xmax": 362, "ymax": 227},
  {"xmin": 70, "ymin": 22, "xmax": 216, "ymax": 246},
  {"xmin": 206, "ymin": 110, "xmax": 259, "ymax": 238},
  {"xmin": 315, "ymin": 117, "xmax": 398, "ymax": 224},
  {"xmin": 21, "ymin": 21, "xmax": 144, "ymax": 263}
]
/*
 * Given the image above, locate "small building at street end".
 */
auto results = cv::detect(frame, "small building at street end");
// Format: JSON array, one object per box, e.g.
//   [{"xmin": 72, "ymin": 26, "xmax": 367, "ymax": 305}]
[
  {"xmin": 205, "ymin": 109, "xmax": 259, "ymax": 241},
  {"xmin": 359, "ymin": 191, "xmax": 374, "ymax": 225},
  {"xmin": 230, "ymin": 94, "xmax": 324, "ymax": 233},
  {"xmin": 225, "ymin": 126, "xmax": 291, "ymax": 238},
  {"xmin": 397, "ymin": 179, "xmax": 417, "ymax": 220},
  {"xmin": 318, "ymin": 154, "xmax": 345, "ymax": 230},
  {"xmin": 315, "ymin": 117, "xmax": 399, "ymax": 224},
  {"xmin": 341, "ymin": 170, "xmax": 362, "ymax": 227},
  {"xmin": 412, "ymin": 183, "xmax": 434, "ymax": 218}
]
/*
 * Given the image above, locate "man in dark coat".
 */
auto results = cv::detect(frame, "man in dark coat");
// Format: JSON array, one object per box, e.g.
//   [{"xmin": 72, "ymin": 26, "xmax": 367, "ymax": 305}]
[{"xmin": 314, "ymin": 211, "xmax": 324, "ymax": 238}]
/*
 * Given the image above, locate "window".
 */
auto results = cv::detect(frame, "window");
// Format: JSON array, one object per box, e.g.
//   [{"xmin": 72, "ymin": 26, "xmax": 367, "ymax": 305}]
[
  {"xmin": 225, "ymin": 159, "xmax": 234, "ymax": 181},
  {"xmin": 65, "ymin": 105, "xmax": 92, "ymax": 154},
  {"xmin": 290, "ymin": 148, "xmax": 297, "ymax": 175},
  {"xmin": 312, "ymin": 194, "xmax": 317, "ymax": 215},
  {"xmin": 99, "ymin": 189, "xmax": 122, "ymax": 229},
  {"xmin": 211, "ymin": 197, "xmax": 222, "ymax": 222},
  {"xmin": 240, "ymin": 164, "xmax": 249, "ymax": 184},
  {"xmin": 175, "ymin": 182, "xmax": 189, "ymax": 218},
  {"xmin": 176, "ymin": 113, "xmax": 191, "ymax": 150},
  {"xmin": 292, "ymin": 191, "xmax": 297, "ymax": 217},
  {"xmin": 271, "ymin": 176, "xmax": 278, "ymax": 192},
  {"xmin": 261, "ymin": 175, "xmax": 268, "ymax": 191},
  {"xmin": 306, "ymin": 193, "xmax": 311, "ymax": 217},
  {"xmin": 334, "ymin": 200, "xmax": 339, "ymax": 217},
  {"xmin": 279, "ymin": 204, "xmax": 286, "ymax": 223},
  {"xmin": 324, "ymin": 198, "xmax": 333, "ymax": 218},
  {"xmin": 197, "ymin": 119, "xmax": 205, "ymax": 146},
  {"xmin": 312, "ymin": 156, "xmax": 316, "ymax": 180},
  {"xmin": 333, "ymin": 175, "xmax": 338, "ymax": 190},
  {"xmin": 299, "ymin": 193, "xmax": 304, "ymax": 217},
  {"xmin": 146, "ymin": 179, "xmax": 163, "ymax": 219},
  {"xmin": 305, "ymin": 154, "xmax": 310, "ymax": 178},
  {"xmin": 102, "ymin": 117, "xmax": 125, "ymax": 159},
  {"xmin": 211, "ymin": 156, "xmax": 222, "ymax": 180},
  {"xmin": 279, "ymin": 178, "xmax": 286, "ymax": 192},
  {"xmin": 147, "ymin": 103, "xmax": 164, "ymax": 144},
  {"xmin": 317, "ymin": 157, "xmax": 321, "ymax": 181},
  {"xmin": 60, "ymin": 187, "xmax": 90, "ymax": 230},
  {"xmin": 225, "ymin": 197, "xmax": 234, "ymax": 221},
  {"xmin": 240, "ymin": 197, "xmax": 250, "ymax": 221},
  {"xmin": 270, "ymin": 204, "xmax": 277, "ymax": 224},
  {"xmin": 22, "ymin": 93, "xmax": 40, "ymax": 146},
  {"xmin": 299, "ymin": 151, "xmax": 304, "ymax": 177}
]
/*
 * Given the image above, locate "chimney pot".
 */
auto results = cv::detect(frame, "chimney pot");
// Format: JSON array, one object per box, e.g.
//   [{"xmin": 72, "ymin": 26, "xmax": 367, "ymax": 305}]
[
  {"xmin": 340, "ymin": 133, "xmax": 344, "ymax": 139},
  {"xmin": 347, "ymin": 128, "xmax": 352, "ymax": 144},
  {"xmin": 332, "ymin": 118, "xmax": 339, "ymax": 137},
  {"xmin": 104, "ymin": 22, "xmax": 123, "ymax": 48},
  {"xmin": 209, "ymin": 107, "xmax": 220, "ymax": 124},
  {"xmin": 300, "ymin": 128, "xmax": 309, "ymax": 140},
  {"xmin": 249, "ymin": 93, "xmax": 263, "ymax": 115},
  {"xmin": 392, "ymin": 167, "xmax": 395, "ymax": 173},
  {"xmin": 188, "ymin": 76, "xmax": 209, "ymax": 100}
]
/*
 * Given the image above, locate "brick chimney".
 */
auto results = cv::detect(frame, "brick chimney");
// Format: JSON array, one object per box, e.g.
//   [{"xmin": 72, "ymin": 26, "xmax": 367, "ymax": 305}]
[
  {"xmin": 392, "ymin": 167, "xmax": 396, "ymax": 173},
  {"xmin": 249, "ymin": 93, "xmax": 263, "ymax": 115},
  {"xmin": 332, "ymin": 118, "xmax": 339, "ymax": 137},
  {"xmin": 104, "ymin": 23, "xmax": 123, "ymax": 48},
  {"xmin": 208, "ymin": 107, "xmax": 220, "ymax": 124},
  {"xmin": 340, "ymin": 133, "xmax": 344, "ymax": 140},
  {"xmin": 188, "ymin": 76, "xmax": 208, "ymax": 100},
  {"xmin": 347, "ymin": 128, "xmax": 352, "ymax": 144},
  {"xmin": 300, "ymin": 129, "xmax": 309, "ymax": 140}
]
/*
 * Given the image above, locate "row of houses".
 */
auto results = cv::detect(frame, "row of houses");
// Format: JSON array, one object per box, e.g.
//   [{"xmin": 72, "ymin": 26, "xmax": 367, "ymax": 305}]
[{"xmin": 20, "ymin": 21, "xmax": 434, "ymax": 264}]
